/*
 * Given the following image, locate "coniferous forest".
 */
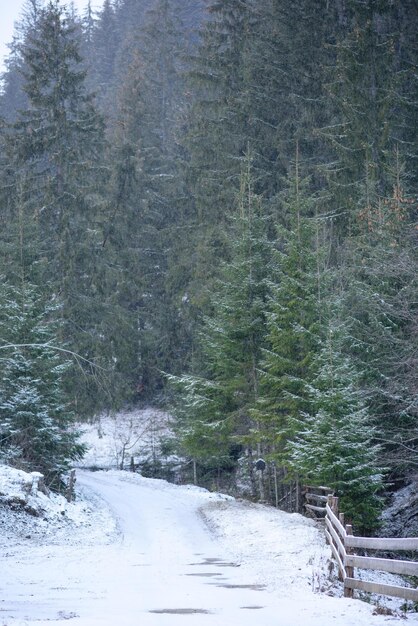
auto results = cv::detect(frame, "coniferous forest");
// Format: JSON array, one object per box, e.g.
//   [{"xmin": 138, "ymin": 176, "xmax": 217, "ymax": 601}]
[{"xmin": 0, "ymin": 0, "xmax": 416, "ymax": 528}]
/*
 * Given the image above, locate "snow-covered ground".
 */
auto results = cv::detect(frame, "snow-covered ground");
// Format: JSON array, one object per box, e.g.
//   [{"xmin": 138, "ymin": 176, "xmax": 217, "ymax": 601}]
[
  {"xmin": 76, "ymin": 409, "xmax": 176, "ymax": 472},
  {"xmin": 1, "ymin": 410, "xmax": 417, "ymax": 625}
]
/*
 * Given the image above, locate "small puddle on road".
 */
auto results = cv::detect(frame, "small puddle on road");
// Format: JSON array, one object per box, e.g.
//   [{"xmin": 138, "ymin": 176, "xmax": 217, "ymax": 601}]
[
  {"xmin": 149, "ymin": 609, "xmax": 212, "ymax": 615},
  {"xmin": 185, "ymin": 572, "xmax": 222, "ymax": 577},
  {"xmin": 211, "ymin": 583, "xmax": 266, "ymax": 591},
  {"xmin": 188, "ymin": 557, "xmax": 240, "ymax": 568}
]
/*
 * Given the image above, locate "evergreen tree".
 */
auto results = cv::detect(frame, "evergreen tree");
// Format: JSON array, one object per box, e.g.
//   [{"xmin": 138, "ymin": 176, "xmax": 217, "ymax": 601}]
[
  {"xmin": 290, "ymin": 318, "xmax": 384, "ymax": 531},
  {"xmin": 169, "ymin": 158, "xmax": 271, "ymax": 488},
  {"xmin": 254, "ymin": 156, "xmax": 321, "ymax": 498},
  {"xmin": 88, "ymin": 0, "xmax": 119, "ymax": 115},
  {"xmin": 322, "ymin": 0, "xmax": 415, "ymax": 236},
  {"xmin": 0, "ymin": 282, "xmax": 85, "ymax": 487},
  {"xmin": 1, "ymin": 0, "xmax": 108, "ymax": 415},
  {"xmin": 341, "ymin": 158, "xmax": 418, "ymax": 480},
  {"xmin": 107, "ymin": 0, "xmax": 194, "ymax": 398},
  {"xmin": 0, "ymin": 0, "xmax": 43, "ymax": 124},
  {"xmin": 187, "ymin": 0, "xmax": 260, "ymax": 222},
  {"xmin": 249, "ymin": 0, "xmax": 338, "ymax": 193}
]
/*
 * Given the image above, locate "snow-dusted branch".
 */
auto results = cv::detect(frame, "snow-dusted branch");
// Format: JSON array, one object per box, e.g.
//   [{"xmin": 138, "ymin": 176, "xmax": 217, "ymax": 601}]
[{"xmin": 0, "ymin": 343, "xmax": 109, "ymax": 371}]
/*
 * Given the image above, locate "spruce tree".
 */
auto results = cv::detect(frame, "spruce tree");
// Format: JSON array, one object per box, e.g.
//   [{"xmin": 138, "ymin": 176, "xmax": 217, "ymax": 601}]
[
  {"xmin": 88, "ymin": 0, "xmax": 119, "ymax": 115},
  {"xmin": 254, "ymin": 157, "xmax": 321, "ymax": 500},
  {"xmin": 107, "ymin": 0, "xmax": 194, "ymax": 398},
  {"xmin": 169, "ymin": 158, "xmax": 271, "ymax": 488},
  {"xmin": 321, "ymin": 0, "xmax": 415, "ymax": 236},
  {"xmin": 2, "ymin": 0, "xmax": 108, "ymax": 415},
  {"xmin": 187, "ymin": 0, "xmax": 260, "ymax": 221},
  {"xmin": 341, "ymin": 158, "xmax": 418, "ymax": 480},
  {"xmin": 290, "ymin": 318, "xmax": 384, "ymax": 531},
  {"xmin": 0, "ymin": 282, "xmax": 85, "ymax": 487}
]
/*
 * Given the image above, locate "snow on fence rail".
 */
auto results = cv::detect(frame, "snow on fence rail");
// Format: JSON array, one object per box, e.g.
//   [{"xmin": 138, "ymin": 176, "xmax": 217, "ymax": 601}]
[{"xmin": 325, "ymin": 495, "xmax": 418, "ymax": 601}]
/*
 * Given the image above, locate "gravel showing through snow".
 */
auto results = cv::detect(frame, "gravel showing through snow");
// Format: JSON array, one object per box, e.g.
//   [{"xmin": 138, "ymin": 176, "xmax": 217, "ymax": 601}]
[{"xmin": 1, "ymin": 469, "xmax": 417, "ymax": 625}]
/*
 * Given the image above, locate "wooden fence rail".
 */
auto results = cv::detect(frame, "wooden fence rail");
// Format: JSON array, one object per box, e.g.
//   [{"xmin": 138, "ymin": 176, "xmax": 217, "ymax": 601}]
[
  {"xmin": 303, "ymin": 485, "xmax": 333, "ymax": 518},
  {"xmin": 324, "ymin": 495, "xmax": 418, "ymax": 601}
]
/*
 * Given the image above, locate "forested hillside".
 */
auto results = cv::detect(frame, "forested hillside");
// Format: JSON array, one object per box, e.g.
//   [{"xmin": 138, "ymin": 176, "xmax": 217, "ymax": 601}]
[{"xmin": 0, "ymin": 0, "xmax": 416, "ymax": 529}]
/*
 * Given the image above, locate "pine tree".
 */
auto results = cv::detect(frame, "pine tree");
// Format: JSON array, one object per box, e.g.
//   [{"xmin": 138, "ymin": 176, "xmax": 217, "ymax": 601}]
[
  {"xmin": 1, "ymin": 1, "xmax": 108, "ymax": 415},
  {"xmin": 106, "ymin": 0, "xmax": 195, "ymax": 398},
  {"xmin": 290, "ymin": 318, "xmax": 384, "ymax": 531},
  {"xmin": 340, "ymin": 156, "xmax": 418, "ymax": 480},
  {"xmin": 254, "ymin": 155, "xmax": 321, "ymax": 500},
  {"xmin": 169, "ymin": 157, "xmax": 272, "ymax": 488},
  {"xmin": 0, "ymin": 282, "xmax": 85, "ymax": 487}
]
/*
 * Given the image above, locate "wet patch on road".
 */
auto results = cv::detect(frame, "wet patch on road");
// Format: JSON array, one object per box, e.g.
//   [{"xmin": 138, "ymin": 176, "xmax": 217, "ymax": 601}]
[
  {"xmin": 185, "ymin": 572, "xmax": 222, "ymax": 577},
  {"xmin": 149, "ymin": 608, "xmax": 213, "ymax": 615},
  {"xmin": 188, "ymin": 557, "xmax": 240, "ymax": 567},
  {"xmin": 211, "ymin": 583, "xmax": 266, "ymax": 590}
]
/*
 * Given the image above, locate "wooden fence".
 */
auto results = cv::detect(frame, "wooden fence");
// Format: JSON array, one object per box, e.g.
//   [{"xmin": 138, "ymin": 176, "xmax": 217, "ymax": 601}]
[
  {"xmin": 325, "ymin": 495, "xmax": 418, "ymax": 601},
  {"xmin": 303, "ymin": 485, "xmax": 333, "ymax": 518}
]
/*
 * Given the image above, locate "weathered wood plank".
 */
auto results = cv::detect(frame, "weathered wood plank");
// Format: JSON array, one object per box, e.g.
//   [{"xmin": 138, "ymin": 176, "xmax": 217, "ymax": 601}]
[
  {"xmin": 345, "ymin": 578, "xmax": 418, "ymax": 602},
  {"xmin": 344, "ymin": 524, "xmax": 354, "ymax": 598},
  {"xmin": 305, "ymin": 503, "xmax": 326, "ymax": 514},
  {"xmin": 326, "ymin": 516, "xmax": 346, "ymax": 564},
  {"xmin": 305, "ymin": 493, "xmax": 329, "ymax": 503},
  {"xmin": 345, "ymin": 536, "xmax": 418, "ymax": 551},
  {"xmin": 304, "ymin": 485, "xmax": 334, "ymax": 493},
  {"xmin": 326, "ymin": 503, "xmax": 347, "ymax": 539},
  {"xmin": 326, "ymin": 528, "xmax": 347, "ymax": 580},
  {"xmin": 345, "ymin": 554, "xmax": 418, "ymax": 577}
]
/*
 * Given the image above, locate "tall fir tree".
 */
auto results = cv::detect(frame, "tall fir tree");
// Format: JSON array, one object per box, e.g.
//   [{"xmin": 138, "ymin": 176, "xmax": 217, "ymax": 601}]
[
  {"xmin": 290, "ymin": 316, "xmax": 384, "ymax": 531},
  {"xmin": 1, "ymin": 0, "xmax": 108, "ymax": 415},
  {"xmin": 169, "ymin": 157, "xmax": 272, "ymax": 489},
  {"xmin": 253, "ymin": 153, "xmax": 322, "ymax": 506},
  {"xmin": 0, "ymin": 281, "xmax": 85, "ymax": 487},
  {"xmin": 340, "ymin": 155, "xmax": 418, "ymax": 481}
]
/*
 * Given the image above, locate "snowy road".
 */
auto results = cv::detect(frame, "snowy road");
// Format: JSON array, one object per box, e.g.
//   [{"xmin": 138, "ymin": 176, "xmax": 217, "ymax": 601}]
[{"xmin": 1, "ymin": 470, "xmax": 416, "ymax": 625}]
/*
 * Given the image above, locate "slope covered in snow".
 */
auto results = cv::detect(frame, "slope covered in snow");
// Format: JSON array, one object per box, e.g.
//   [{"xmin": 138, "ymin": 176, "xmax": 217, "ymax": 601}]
[{"xmin": 76, "ymin": 409, "xmax": 177, "ymax": 474}]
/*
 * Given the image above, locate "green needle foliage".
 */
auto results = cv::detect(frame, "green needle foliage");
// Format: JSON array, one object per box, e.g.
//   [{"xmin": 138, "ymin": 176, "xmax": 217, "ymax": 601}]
[
  {"xmin": 168, "ymin": 156, "xmax": 272, "ymax": 488},
  {"xmin": 254, "ymin": 156, "xmax": 322, "ymax": 481},
  {"xmin": 0, "ymin": 282, "xmax": 85, "ymax": 488},
  {"xmin": 290, "ymin": 318, "xmax": 385, "ymax": 531}
]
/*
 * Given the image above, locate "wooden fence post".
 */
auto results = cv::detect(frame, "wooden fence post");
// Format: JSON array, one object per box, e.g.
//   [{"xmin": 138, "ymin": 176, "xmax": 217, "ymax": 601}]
[
  {"xmin": 325, "ymin": 494, "xmax": 333, "ymax": 544},
  {"xmin": 344, "ymin": 524, "xmax": 354, "ymax": 598},
  {"xmin": 332, "ymin": 496, "xmax": 339, "ymax": 516},
  {"xmin": 66, "ymin": 469, "xmax": 76, "ymax": 503}
]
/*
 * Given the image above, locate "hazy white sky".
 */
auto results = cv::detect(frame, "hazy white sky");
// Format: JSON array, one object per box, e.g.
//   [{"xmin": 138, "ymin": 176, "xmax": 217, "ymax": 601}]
[{"xmin": 0, "ymin": 0, "xmax": 101, "ymax": 75}]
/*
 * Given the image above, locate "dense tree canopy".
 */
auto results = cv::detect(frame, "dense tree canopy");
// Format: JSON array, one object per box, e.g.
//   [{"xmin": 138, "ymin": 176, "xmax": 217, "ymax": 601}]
[{"xmin": 0, "ymin": 0, "xmax": 416, "ymax": 520}]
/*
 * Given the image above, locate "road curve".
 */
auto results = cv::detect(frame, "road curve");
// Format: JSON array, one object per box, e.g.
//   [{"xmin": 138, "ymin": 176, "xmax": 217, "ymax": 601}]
[{"xmin": 1, "ymin": 470, "xmax": 400, "ymax": 626}]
